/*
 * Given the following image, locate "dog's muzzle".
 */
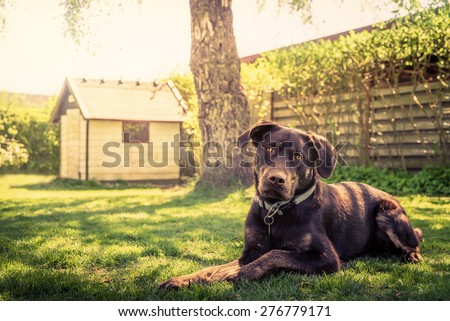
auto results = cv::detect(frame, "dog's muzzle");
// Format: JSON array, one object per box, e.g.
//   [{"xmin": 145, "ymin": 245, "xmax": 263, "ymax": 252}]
[{"xmin": 259, "ymin": 168, "xmax": 296, "ymax": 200}]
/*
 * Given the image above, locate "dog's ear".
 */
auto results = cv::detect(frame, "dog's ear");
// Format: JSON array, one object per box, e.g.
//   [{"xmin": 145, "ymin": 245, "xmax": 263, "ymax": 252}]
[
  {"xmin": 307, "ymin": 131, "xmax": 337, "ymax": 179},
  {"xmin": 237, "ymin": 120, "xmax": 280, "ymax": 147}
]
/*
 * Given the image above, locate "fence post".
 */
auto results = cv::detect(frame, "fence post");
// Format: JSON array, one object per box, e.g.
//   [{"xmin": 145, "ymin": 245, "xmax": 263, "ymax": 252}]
[{"xmin": 361, "ymin": 80, "xmax": 373, "ymax": 166}]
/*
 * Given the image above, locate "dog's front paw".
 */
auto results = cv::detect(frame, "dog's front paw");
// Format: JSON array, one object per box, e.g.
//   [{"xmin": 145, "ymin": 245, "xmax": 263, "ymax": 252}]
[
  {"xmin": 404, "ymin": 251, "xmax": 422, "ymax": 264},
  {"xmin": 159, "ymin": 276, "xmax": 191, "ymax": 290}
]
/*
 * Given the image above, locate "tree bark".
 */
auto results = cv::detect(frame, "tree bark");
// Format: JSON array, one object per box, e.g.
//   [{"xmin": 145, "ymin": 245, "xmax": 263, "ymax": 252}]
[{"xmin": 189, "ymin": 0, "xmax": 252, "ymax": 187}]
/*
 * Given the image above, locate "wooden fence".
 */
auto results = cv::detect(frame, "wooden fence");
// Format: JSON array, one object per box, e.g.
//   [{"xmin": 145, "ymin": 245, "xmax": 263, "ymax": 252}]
[{"xmin": 270, "ymin": 82, "xmax": 450, "ymax": 170}]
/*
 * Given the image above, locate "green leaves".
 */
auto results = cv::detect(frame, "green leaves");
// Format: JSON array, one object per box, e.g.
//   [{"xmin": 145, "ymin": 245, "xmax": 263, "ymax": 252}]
[
  {"xmin": 326, "ymin": 166, "xmax": 450, "ymax": 195},
  {"xmin": 243, "ymin": 6, "xmax": 450, "ymax": 104},
  {"xmin": 0, "ymin": 139, "xmax": 29, "ymax": 168},
  {"xmin": 0, "ymin": 93, "xmax": 59, "ymax": 172},
  {"xmin": 241, "ymin": 6, "xmax": 450, "ymax": 167},
  {"xmin": 0, "ymin": 104, "xmax": 28, "ymax": 169}
]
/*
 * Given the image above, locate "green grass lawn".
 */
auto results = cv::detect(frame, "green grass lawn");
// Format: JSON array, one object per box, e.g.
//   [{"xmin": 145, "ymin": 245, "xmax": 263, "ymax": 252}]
[{"xmin": 0, "ymin": 174, "xmax": 448, "ymax": 300}]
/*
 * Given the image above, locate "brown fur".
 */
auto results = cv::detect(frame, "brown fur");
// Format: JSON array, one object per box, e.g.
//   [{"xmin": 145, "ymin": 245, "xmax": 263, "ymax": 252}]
[{"xmin": 160, "ymin": 121, "xmax": 422, "ymax": 289}]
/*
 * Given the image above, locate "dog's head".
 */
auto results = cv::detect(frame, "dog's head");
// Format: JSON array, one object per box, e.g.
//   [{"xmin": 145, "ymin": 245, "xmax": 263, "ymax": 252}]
[{"xmin": 238, "ymin": 121, "xmax": 337, "ymax": 201}]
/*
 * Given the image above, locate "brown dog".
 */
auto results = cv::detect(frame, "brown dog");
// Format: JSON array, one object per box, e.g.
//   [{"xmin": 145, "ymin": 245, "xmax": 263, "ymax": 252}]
[{"xmin": 160, "ymin": 121, "xmax": 422, "ymax": 289}]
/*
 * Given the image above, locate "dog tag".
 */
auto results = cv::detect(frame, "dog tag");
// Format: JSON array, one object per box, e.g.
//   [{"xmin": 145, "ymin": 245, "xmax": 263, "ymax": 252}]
[
  {"xmin": 264, "ymin": 216, "xmax": 274, "ymax": 226},
  {"xmin": 264, "ymin": 215, "xmax": 275, "ymax": 237}
]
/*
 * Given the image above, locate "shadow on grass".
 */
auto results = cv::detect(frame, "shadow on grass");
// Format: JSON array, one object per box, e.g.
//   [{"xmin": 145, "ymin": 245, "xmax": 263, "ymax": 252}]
[{"xmin": 0, "ymin": 183, "xmax": 250, "ymax": 300}]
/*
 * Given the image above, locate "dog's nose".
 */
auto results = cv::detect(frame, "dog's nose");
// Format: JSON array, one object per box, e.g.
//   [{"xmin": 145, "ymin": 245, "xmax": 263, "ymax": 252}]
[{"xmin": 268, "ymin": 174, "xmax": 286, "ymax": 186}]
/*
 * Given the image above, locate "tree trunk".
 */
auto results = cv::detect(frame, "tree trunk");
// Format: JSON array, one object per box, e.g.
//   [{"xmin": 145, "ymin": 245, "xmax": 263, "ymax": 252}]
[{"xmin": 189, "ymin": 0, "xmax": 252, "ymax": 187}]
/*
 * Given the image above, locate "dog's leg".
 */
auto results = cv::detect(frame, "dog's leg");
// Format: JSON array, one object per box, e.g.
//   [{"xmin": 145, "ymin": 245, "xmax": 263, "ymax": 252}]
[
  {"xmin": 159, "ymin": 260, "xmax": 242, "ymax": 289},
  {"xmin": 237, "ymin": 248, "xmax": 341, "ymax": 281},
  {"xmin": 375, "ymin": 199, "xmax": 422, "ymax": 263},
  {"xmin": 160, "ymin": 248, "xmax": 340, "ymax": 289}
]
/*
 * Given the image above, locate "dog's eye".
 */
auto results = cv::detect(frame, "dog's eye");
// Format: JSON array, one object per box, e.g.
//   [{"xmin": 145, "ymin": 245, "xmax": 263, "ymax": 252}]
[
  {"xmin": 265, "ymin": 146, "xmax": 274, "ymax": 153},
  {"xmin": 295, "ymin": 153, "xmax": 302, "ymax": 160}
]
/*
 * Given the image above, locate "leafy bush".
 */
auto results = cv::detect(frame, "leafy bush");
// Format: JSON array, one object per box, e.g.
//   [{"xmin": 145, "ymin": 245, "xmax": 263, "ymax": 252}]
[
  {"xmin": 0, "ymin": 137, "xmax": 29, "ymax": 168},
  {"xmin": 167, "ymin": 72, "xmax": 200, "ymax": 177},
  {"xmin": 0, "ymin": 102, "xmax": 29, "ymax": 168},
  {"xmin": 243, "ymin": 5, "xmax": 450, "ymax": 110},
  {"xmin": 16, "ymin": 115, "xmax": 60, "ymax": 173},
  {"xmin": 167, "ymin": 72, "xmax": 199, "ymax": 138},
  {"xmin": 0, "ymin": 93, "xmax": 59, "ymax": 173},
  {"xmin": 327, "ymin": 166, "xmax": 450, "ymax": 195}
]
